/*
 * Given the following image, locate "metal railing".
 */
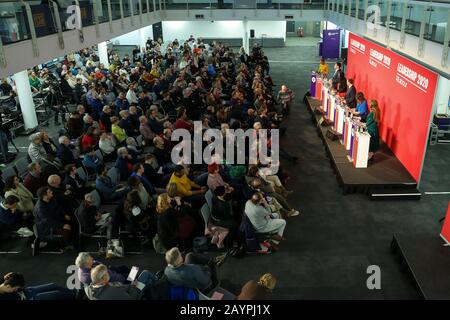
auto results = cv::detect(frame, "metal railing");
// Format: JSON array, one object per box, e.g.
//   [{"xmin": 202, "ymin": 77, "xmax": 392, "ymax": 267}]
[{"xmin": 0, "ymin": 0, "xmax": 327, "ymax": 46}]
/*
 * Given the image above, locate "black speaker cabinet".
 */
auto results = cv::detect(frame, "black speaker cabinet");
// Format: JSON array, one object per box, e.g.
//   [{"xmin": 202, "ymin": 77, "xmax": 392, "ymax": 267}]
[
  {"xmin": 326, "ymin": 128, "xmax": 341, "ymax": 141},
  {"xmin": 250, "ymin": 29, "xmax": 255, "ymax": 38}
]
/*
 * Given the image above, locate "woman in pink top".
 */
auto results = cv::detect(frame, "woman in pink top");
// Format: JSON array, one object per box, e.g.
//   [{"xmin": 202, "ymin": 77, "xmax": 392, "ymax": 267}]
[{"xmin": 206, "ymin": 163, "xmax": 233, "ymax": 193}]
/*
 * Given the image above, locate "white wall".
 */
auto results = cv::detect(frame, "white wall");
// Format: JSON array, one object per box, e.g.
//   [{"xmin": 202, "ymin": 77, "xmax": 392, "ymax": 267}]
[
  {"xmin": 162, "ymin": 21, "xmax": 245, "ymax": 42},
  {"xmin": 162, "ymin": 20, "xmax": 286, "ymax": 43},
  {"xmin": 111, "ymin": 30, "xmax": 142, "ymax": 46},
  {"xmin": 247, "ymin": 21, "xmax": 286, "ymax": 41},
  {"xmin": 111, "ymin": 25, "xmax": 153, "ymax": 47}
]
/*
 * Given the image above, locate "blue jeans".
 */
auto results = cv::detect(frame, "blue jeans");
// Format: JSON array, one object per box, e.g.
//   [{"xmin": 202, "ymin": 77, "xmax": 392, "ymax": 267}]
[
  {"xmin": 135, "ymin": 270, "xmax": 157, "ymax": 299},
  {"xmin": 24, "ymin": 283, "xmax": 75, "ymax": 300},
  {"xmin": 194, "ymin": 172, "xmax": 209, "ymax": 187},
  {"xmin": 137, "ymin": 270, "xmax": 157, "ymax": 288}
]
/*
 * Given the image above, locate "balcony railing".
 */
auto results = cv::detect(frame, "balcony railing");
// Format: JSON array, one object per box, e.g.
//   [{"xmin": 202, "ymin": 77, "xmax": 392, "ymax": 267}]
[
  {"xmin": 0, "ymin": 0, "xmax": 326, "ymax": 46},
  {"xmin": 328, "ymin": 0, "xmax": 450, "ymax": 45},
  {"xmin": 0, "ymin": 0, "xmax": 448, "ymax": 47}
]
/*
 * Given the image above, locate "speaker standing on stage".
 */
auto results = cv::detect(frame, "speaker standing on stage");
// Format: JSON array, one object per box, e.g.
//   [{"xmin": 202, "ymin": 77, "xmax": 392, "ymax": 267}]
[
  {"xmin": 318, "ymin": 58, "xmax": 329, "ymax": 76},
  {"xmin": 345, "ymin": 78, "xmax": 357, "ymax": 108},
  {"xmin": 329, "ymin": 62, "xmax": 344, "ymax": 90},
  {"xmin": 366, "ymin": 100, "xmax": 381, "ymax": 161}
]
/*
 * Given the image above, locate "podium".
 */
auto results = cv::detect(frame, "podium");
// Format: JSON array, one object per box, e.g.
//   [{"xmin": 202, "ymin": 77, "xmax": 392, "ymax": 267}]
[
  {"xmin": 310, "ymin": 71, "xmax": 317, "ymax": 97},
  {"xmin": 342, "ymin": 116, "xmax": 353, "ymax": 150},
  {"xmin": 348, "ymin": 120, "xmax": 371, "ymax": 168},
  {"xmin": 315, "ymin": 77, "xmax": 323, "ymax": 100},
  {"xmin": 322, "ymin": 86, "xmax": 329, "ymax": 113},
  {"xmin": 352, "ymin": 131, "xmax": 371, "ymax": 168},
  {"xmin": 334, "ymin": 104, "xmax": 345, "ymax": 134}
]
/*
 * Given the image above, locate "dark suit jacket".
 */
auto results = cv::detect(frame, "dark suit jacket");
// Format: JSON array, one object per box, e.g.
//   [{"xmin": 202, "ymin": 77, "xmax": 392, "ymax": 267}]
[
  {"xmin": 331, "ymin": 69, "xmax": 343, "ymax": 88},
  {"xmin": 345, "ymin": 85, "xmax": 357, "ymax": 108},
  {"xmin": 57, "ymin": 144, "xmax": 77, "ymax": 166}
]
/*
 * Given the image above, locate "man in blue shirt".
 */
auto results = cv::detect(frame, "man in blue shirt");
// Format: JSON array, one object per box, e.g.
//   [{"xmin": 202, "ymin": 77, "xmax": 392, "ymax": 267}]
[{"xmin": 130, "ymin": 163, "xmax": 157, "ymax": 195}]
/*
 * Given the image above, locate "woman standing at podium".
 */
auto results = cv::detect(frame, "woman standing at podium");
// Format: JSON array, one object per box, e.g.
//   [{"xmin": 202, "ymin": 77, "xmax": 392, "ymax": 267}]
[
  {"xmin": 318, "ymin": 58, "xmax": 329, "ymax": 76},
  {"xmin": 366, "ymin": 100, "xmax": 381, "ymax": 161}
]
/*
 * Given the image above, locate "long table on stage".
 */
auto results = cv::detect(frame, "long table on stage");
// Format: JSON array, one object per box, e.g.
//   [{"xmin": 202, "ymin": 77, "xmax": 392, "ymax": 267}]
[
  {"xmin": 391, "ymin": 234, "xmax": 450, "ymax": 299},
  {"xmin": 306, "ymin": 96, "xmax": 417, "ymax": 194}
]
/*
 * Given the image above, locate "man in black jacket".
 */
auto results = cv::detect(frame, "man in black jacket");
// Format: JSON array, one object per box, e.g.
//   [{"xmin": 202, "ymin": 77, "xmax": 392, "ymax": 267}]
[
  {"xmin": 48, "ymin": 174, "xmax": 79, "ymax": 213},
  {"xmin": 330, "ymin": 62, "xmax": 345, "ymax": 90},
  {"xmin": 34, "ymin": 186, "xmax": 73, "ymax": 246},
  {"xmin": 63, "ymin": 164, "xmax": 92, "ymax": 200},
  {"xmin": 56, "ymin": 136, "xmax": 81, "ymax": 167},
  {"xmin": 345, "ymin": 78, "xmax": 357, "ymax": 109}
]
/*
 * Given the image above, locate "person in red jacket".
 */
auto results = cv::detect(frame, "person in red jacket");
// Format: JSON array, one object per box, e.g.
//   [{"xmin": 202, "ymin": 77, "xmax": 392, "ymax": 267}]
[
  {"xmin": 80, "ymin": 127, "xmax": 98, "ymax": 153},
  {"xmin": 174, "ymin": 107, "xmax": 193, "ymax": 133}
]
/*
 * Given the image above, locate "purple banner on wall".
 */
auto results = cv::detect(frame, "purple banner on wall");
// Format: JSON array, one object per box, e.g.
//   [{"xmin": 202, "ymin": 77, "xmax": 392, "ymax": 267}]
[
  {"xmin": 322, "ymin": 29, "xmax": 341, "ymax": 59},
  {"xmin": 310, "ymin": 71, "xmax": 316, "ymax": 97}
]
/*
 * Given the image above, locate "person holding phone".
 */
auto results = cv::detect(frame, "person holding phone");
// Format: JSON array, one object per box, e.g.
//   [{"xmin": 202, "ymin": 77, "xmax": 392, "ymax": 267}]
[
  {"xmin": 75, "ymin": 252, "xmax": 130, "ymax": 286},
  {"xmin": 244, "ymin": 192, "xmax": 286, "ymax": 251},
  {"xmin": 85, "ymin": 264, "xmax": 156, "ymax": 300}
]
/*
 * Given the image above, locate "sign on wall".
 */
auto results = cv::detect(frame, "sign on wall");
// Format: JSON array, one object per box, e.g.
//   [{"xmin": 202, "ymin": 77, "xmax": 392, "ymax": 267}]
[
  {"xmin": 346, "ymin": 33, "xmax": 438, "ymax": 182},
  {"xmin": 322, "ymin": 29, "xmax": 341, "ymax": 59}
]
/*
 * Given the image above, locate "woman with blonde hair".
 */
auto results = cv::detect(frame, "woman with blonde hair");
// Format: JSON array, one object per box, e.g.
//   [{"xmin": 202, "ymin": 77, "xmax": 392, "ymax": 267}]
[
  {"xmin": 237, "ymin": 273, "xmax": 277, "ymax": 300},
  {"xmin": 366, "ymin": 99, "xmax": 381, "ymax": 161},
  {"xmin": 156, "ymin": 183, "xmax": 195, "ymax": 251}
]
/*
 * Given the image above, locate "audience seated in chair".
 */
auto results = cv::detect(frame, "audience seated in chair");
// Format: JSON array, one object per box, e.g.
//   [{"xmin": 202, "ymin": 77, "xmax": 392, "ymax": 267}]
[
  {"xmin": 0, "ymin": 195, "xmax": 34, "ymax": 238},
  {"xmin": 156, "ymin": 183, "xmax": 195, "ymax": 251},
  {"xmin": 95, "ymin": 164, "xmax": 129, "ymax": 202},
  {"xmin": 164, "ymin": 247, "xmax": 219, "ymax": 293},
  {"xmin": 237, "ymin": 273, "xmax": 276, "ymax": 300},
  {"xmin": 4, "ymin": 175, "xmax": 34, "ymax": 216},
  {"xmin": 85, "ymin": 264, "xmax": 156, "ymax": 300},
  {"xmin": 34, "ymin": 186, "xmax": 74, "ymax": 249},
  {"xmin": 0, "ymin": 272, "xmax": 75, "ymax": 300},
  {"xmin": 23, "ymin": 162, "xmax": 46, "ymax": 197},
  {"xmin": 244, "ymin": 192, "xmax": 287, "ymax": 252},
  {"xmin": 75, "ymin": 252, "xmax": 130, "ymax": 286}
]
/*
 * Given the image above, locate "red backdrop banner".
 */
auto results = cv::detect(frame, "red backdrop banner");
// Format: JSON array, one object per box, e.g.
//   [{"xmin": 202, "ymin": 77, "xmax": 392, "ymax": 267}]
[
  {"xmin": 346, "ymin": 33, "xmax": 438, "ymax": 181},
  {"xmin": 440, "ymin": 202, "xmax": 450, "ymax": 244}
]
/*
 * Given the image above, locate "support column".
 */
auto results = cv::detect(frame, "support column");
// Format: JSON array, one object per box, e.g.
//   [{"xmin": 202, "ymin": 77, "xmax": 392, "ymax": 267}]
[
  {"xmin": 97, "ymin": 41, "xmax": 109, "ymax": 68},
  {"xmin": 139, "ymin": 28, "xmax": 147, "ymax": 52},
  {"xmin": 14, "ymin": 70, "xmax": 38, "ymax": 130},
  {"xmin": 243, "ymin": 18, "xmax": 249, "ymax": 54}
]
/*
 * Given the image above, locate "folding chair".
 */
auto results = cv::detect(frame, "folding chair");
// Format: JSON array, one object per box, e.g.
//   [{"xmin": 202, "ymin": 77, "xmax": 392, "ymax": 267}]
[
  {"xmin": 200, "ymin": 203, "xmax": 211, "ymax": 227},
  {"xmin": 32, "ymin": 224, "xmax": 64, "ymax": 256},
  {"xmin": 136, "ymin": 135, "xmax": 154, "ymax": 153},
  {"xmin": 205, "ymin": 190, "xmax": 213, "ymax": 210},
  {"xmin": 76, "ymin": 166, "xmax": 87, "ymax": 182},
  {"xmin": 107, "ymin": 167, "xmax": 120, "ymax": 185},
  {"xmin": 74, "ymin": 206, "xmax": 108, "ymax": 251},
  {"xmin": 1, "ymin": 166, "xmax": 17, "ymax": 181},
  {"xmin": 14, "ymin": 158, "xmax": 30, "ymax": 179}
]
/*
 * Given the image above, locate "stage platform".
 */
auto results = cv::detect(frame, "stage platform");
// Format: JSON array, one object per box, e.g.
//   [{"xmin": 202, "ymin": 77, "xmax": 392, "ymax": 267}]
[
  {"xmin": 305, "ymin": 97, "xmax": 417, "ymax": 195},
  {"xmin": 391, "ymin": 234, "xmax": 450, "ymax": 300}
]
